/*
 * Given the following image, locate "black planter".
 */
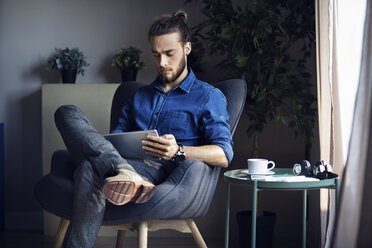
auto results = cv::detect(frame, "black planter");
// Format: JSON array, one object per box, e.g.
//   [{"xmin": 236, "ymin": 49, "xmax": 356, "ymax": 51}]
[
  {"xmin": 60, "ymin": 70, "xmax": 77, "ymax": 84},
  {"xmin": 236, "ymin": 211, "xmax": 276, "ymax": 248},
  {"xmin": 120, "ymin": 69, "xmax": 137, "ymax": 82}
]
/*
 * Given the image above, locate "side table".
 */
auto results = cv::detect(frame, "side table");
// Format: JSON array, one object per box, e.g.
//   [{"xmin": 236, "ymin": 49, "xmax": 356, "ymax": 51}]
[{"xmin": 224, "ymin": 168, "xmax": 339, "ymax": 248}]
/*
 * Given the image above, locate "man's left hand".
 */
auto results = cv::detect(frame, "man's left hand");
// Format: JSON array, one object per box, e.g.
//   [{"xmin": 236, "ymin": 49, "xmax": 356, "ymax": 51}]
[{"xmin": 142, "ymin": 134, "xmax": 179, "ymax": 160}]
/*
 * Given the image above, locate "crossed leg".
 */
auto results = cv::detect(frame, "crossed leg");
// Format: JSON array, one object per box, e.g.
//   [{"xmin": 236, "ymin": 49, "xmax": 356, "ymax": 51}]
[{"xmin": 54, "ymin": 105, "xmax": 157, "ymax": 247}]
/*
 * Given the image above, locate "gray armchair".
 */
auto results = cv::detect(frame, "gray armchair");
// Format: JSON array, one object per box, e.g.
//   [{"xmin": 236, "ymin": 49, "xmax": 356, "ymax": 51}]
[{"xmin": 34, "ymin": 79, "xmax": 246, "ymax": 248}]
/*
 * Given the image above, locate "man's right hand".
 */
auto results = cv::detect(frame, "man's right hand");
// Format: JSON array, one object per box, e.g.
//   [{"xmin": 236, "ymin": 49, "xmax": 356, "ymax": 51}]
[{"xmin": 141, "ymin": 134, "xmax": 179, "ymax": 160}]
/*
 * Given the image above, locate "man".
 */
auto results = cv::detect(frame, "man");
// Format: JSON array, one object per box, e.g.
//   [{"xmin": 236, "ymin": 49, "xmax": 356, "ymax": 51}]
[{"xmin": 55, "ymin": 10, "xmax": 233, "ymax": 247}]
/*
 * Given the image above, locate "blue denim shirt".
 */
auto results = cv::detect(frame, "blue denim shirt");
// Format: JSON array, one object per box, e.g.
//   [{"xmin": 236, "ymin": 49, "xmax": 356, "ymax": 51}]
[{"xmin": 112, "ymin": 69, "xmax": 234, "ymax": 164}]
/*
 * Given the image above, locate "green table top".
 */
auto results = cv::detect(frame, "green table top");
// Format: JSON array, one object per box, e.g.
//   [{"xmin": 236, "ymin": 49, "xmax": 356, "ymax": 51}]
[{"xmin": 224, "ymin": 168, "xmax": 338, "ymax": 190}]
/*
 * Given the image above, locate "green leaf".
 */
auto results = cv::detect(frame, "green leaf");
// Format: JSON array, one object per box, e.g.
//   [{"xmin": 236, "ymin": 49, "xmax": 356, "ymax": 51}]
[
  {"xmin": 275, "ymin": 115, "xmax": 281, "ymax": 123},
  {"xmin": 264, "ymin": 23, "xmax": 272, "ymax": 33},
  {"xmin": 253, "ymin": 36, "xmax": 259, "ymax": 48},
  {"xmin": 246, "ymin": 126, "xmax": 255, "ymax": 138},
  {"xmin": 270, "ymin": 90, "xmax": 279, "ymax": 97},
  {"xmin": 235, "ymin": 54, "xmax": 248, "ymax": 68},
  {"xmin": 250, "ymin": 88, "xmax": 257, "ymax": 99},
  {"xmin": 281, "ymin": 116, "xmax": 289, "ymax": 126}
]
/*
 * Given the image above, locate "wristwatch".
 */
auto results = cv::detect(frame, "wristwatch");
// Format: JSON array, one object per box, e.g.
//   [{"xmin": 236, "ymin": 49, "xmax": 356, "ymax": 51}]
[{"xmin": 173, "ymin": 143, "xmax": 186, "ymax": 163}]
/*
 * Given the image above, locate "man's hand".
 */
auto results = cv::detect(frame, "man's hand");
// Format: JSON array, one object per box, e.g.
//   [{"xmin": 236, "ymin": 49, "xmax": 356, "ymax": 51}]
[
  {"xmin": 142, "ymin": 134, "xmax": 179, "ymax": 160},
  {"xmin": 142, "ymin": 133, "xmax": 229, "ymax": 167}
]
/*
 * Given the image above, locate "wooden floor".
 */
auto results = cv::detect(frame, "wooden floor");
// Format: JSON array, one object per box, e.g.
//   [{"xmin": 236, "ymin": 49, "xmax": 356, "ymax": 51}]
[{"xmin": 0, "ymin": 230, "xmax": 225, "ymax": 248}]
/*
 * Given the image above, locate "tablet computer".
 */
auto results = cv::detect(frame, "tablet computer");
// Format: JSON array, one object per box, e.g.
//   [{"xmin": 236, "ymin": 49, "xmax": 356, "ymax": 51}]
[{"xmin": 103, "ymin": 130, "xmax": 158, "ymax": 159}]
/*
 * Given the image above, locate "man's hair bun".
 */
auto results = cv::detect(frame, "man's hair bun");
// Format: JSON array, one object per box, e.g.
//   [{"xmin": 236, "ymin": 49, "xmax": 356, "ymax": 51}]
[
  {"xmin": 174, "ymin": 10, "xmax": 187, "ymax": 22},
  {"xmin": 149, "ymin": 9, "xmax": 190, "ymax": 43}
]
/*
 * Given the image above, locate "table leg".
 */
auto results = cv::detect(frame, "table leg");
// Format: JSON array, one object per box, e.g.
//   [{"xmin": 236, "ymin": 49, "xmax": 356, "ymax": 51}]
[
  {"xmin": 302, "ymin": 189, "xmax": 307, "ymax": 248},
  {"xmin": 225, "ymin": 183, "xmax": 230, "ymax": 248},
  {"xmin": 335, "ymin": 177, "xmax": 340, "ymax": 210},
  {"xmin": 251, "ymin": 180, "xmax": 258, "ymax": 248}
]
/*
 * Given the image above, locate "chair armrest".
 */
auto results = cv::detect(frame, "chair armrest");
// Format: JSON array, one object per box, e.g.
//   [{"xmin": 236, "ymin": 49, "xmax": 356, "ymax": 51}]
[
  {"xmin": 50, "ymin": 150, "xmax": 77, "ymax": 177},
  {"xmin": 34, "ymin": 150, "xmax": 76, "ymax": 219}
]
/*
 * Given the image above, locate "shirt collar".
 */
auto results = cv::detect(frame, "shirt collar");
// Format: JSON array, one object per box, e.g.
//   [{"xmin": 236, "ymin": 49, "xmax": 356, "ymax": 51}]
[{"xmin": 152, "ymin": 67, "xmax": 195, "ymax": 93}]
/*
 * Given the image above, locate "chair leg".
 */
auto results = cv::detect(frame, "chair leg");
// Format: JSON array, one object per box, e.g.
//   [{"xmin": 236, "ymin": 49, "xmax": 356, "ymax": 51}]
[
  {"xmin": 53, "ymin": 218, "xmax": 70, "ymax": 248},
  {"xmin": 116, "ymin": 230, "xmax": 126, "ymax": 248},
  {"xmin": 137, "ymin": 221, "xmax": 148, "ymax": 248},
  {"xmin": 186, "ymin": 219, "xmax": 207, "ymax": 248}
]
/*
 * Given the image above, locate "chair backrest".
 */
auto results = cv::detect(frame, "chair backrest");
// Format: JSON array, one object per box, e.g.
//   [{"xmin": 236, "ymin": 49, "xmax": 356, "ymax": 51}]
[
  {"xmin": 110, "ymin": 81, "xmax": 147, "ymax": 132},
  {"xmin": 110, "ymin": 79, "xmax": 247, "ymax": 136},
  {"xmin": 108, "ymin": 79, "xmax": 246, "ymax": 219}
]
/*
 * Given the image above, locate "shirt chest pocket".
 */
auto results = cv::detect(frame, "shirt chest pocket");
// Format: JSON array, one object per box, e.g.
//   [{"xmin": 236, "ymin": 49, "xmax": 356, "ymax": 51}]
[{"xmin": 158, "ymin": 111, "xmax": 190, "ymax": 138}]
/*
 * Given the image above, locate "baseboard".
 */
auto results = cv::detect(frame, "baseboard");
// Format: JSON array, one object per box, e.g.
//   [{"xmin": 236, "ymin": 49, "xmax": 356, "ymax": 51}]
[{"xmin": 5, "ymin": 211, "xmax": 43, "ymax": 230}]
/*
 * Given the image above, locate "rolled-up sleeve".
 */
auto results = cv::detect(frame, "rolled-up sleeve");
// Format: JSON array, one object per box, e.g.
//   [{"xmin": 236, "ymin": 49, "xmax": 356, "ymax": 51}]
[{"xmin": 200, "ymin": 88, "xmax": 234, "ymax": 164}]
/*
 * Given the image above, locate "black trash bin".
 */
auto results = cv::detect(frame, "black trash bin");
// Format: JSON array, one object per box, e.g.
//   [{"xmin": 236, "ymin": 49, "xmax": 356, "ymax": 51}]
[{"xmin": 236, "ymin": 211, "xmax": 276, "ymax": 248}]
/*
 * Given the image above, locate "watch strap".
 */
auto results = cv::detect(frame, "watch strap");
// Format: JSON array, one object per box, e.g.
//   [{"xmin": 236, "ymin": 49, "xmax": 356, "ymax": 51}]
[{"xmin": 173, "ymin": 143, "xmax": 186, "ymax": 162}]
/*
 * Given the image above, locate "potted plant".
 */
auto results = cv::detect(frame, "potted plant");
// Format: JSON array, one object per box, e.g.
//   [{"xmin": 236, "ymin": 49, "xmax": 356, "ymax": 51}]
[
  {"xmin": 186, "ymin": 0, "xmax": 316, "ymax": 247},
  {"xmin": 112, "ymin": 46, "xmax": 145, "ymax": 82},
  {"xmin": 47, "ymin": 47, "xmax": 89, "ymax": 83},
  {"xmin": 188, "ymin": 0, "xmax": 316, "ymax": 158}
]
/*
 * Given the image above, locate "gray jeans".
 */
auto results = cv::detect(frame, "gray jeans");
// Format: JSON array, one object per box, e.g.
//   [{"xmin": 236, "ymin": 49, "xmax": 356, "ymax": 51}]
[{"xmin": 54, "ymin": 105, "xmax": 175, "ymax": 248}]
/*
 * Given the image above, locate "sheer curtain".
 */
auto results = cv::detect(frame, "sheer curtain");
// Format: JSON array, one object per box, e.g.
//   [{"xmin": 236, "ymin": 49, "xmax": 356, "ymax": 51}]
[
  {"xmin": 316, "ymin": 0, "xmax": 341, "ymax": 246},
  {"xmin": 331, "ymin": 0, "xmax": 372, "ymax": 247},
  {"xmin": 315, "ymin": 0, "xmax": 367, "ymax": 247}
]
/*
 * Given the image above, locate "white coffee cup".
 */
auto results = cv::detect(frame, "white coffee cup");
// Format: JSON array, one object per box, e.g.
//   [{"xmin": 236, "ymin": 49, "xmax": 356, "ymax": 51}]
[{"xmin": 247, "ymin": 158, "xmax": 275, "ymax": 174}]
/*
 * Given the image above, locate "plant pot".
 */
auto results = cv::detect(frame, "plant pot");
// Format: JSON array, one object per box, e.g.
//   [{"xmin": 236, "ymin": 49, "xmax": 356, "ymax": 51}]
[
  {"xmin": 60, "ymin": 70, "xmax": 77, "ymax": 84},
  {"xmin": 236, "ymin": 211, "xmax": 276, "ymax": 248},
  {"xmin": 120, "ymin": 69, "xmax": 137, "ymax": 82}
]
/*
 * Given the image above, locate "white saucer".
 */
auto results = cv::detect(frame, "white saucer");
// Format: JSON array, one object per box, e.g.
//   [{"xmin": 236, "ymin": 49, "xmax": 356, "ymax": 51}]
[{"xmin": 241, "ymin": 169, "xmax": 275, "ymax": 175}]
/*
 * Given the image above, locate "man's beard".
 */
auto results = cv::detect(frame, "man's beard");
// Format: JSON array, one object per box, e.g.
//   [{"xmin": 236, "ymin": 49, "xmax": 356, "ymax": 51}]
[{"xmin": 158, "ymin": 57, "xmax": 186, "ymax": 84}]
